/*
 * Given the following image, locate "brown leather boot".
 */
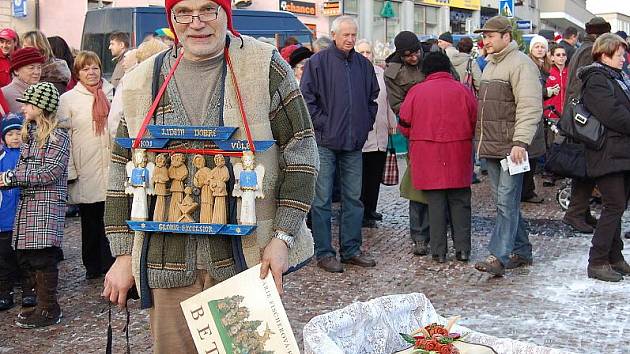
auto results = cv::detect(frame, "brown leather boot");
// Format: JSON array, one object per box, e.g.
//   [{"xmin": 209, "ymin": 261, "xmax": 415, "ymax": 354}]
[
  {"xmin": 16, "ymin": 271, "xmax": 62, "ymax": 328},
  {"xmin": 21, "ymin": 271, "xmax": 37, "ymax": 307}
]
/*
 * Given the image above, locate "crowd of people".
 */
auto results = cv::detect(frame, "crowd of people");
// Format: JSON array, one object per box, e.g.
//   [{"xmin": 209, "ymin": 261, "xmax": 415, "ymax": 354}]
[
  {"xmin": 0, "ymin": 0, "xmax": 628, "ymax": 351},
  {"xmin": 0, "ymin": 27, "xmax": 172, "ymax": 328}
]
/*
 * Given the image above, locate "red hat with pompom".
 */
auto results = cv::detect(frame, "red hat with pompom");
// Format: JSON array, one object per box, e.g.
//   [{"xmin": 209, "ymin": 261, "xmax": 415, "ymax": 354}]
[{"xmin": 165, "ymin": 0, "xmax": 239, "ymax": 43}]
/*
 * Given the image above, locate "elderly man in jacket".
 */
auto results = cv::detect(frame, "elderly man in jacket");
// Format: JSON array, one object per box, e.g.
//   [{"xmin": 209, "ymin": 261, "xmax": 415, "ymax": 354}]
[
  {"xmin": 101, "ymin": 0, "xmax": 318, "ymax": 351},
  {"xmin": 301, "ymin": 16, "xmax": 379, "ymax": 273},
  {"xmin": 562, "ymin": 17, "xmax": 611, "ymax": 234},
  {"xmin": 472, "ymin": 16, "xmax": 544, "ymax": 276}
]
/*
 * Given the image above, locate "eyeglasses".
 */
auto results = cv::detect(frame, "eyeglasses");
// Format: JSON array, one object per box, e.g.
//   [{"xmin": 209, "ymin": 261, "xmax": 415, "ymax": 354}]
[
  {"xmin": 554, "ymin": 53, "xmax": 567, "ymax": 57},
  {"xmin": 172, "ymin": 11, "xmax": 219, "ymax": 24},
  {"xmin": 401, "ymin": 50, "xmax": 421, "ymax": 58}
]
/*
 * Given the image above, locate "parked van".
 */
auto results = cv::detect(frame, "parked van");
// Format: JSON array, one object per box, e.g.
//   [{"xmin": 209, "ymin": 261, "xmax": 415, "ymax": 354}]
[{"xmin": 81, "ymin": 7, "xmax": 313, "ymax": 78}]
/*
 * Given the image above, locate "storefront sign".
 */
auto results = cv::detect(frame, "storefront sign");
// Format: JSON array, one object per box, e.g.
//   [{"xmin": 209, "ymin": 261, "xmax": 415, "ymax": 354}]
[
  {"xmin": 279, "ymin": 0, "xmax": 317, "ymax": 16},
  {"xmin": 422, "ymin": 0, "xmax": 480, "ymax": 11},
  {"xmin": 323, "ymin": 1, "xmax": 342, "ymax": 16}
]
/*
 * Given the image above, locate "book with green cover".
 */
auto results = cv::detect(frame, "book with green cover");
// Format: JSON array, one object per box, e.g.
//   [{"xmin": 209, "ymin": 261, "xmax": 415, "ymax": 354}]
[{"xmin": 181, "ymin": 265, "xmax": 299, "ymax": 354}]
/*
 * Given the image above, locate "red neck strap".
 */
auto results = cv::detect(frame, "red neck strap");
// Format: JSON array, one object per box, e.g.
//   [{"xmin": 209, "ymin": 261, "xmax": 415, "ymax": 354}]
[{"xmin": 132, "ymin": 47, "xmax": 256, "ymax": 155}]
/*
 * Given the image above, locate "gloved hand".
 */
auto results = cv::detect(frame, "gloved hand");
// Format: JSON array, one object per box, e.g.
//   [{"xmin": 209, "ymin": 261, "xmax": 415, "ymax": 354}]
[{"xmin": 546, "ymin": 84, "xmax": 560, "ymax": 97}]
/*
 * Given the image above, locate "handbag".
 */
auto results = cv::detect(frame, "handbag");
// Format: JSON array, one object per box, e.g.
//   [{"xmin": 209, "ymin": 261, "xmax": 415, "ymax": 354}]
[
  {"xmin": 558, "ymin": 81, "xmax": 612, "ymax": 151},
  {"xmin": 381, "ymin": 137, "xmax": 399, "ymax": 186},
  {"xmin": 545, "ymin": 140, "xmax": 587, "ymax": 179}
]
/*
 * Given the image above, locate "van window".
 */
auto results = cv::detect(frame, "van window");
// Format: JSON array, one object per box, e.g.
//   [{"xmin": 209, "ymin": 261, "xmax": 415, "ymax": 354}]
[{"xmin": 82, "ymin": 9, "xmax": 133, "ymax": 79}]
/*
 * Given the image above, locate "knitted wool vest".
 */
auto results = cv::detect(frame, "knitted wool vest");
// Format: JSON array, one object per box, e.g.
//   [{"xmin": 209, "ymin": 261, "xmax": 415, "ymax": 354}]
[{"xmin": 120, "ymin": 35, "xmax": 313, "ymax": 292}]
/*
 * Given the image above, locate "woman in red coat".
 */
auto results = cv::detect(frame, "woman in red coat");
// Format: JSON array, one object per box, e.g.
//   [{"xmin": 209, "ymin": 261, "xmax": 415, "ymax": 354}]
[{"xmin": 399, "ymin": 52, "xmax": 478, "ymax": 263}]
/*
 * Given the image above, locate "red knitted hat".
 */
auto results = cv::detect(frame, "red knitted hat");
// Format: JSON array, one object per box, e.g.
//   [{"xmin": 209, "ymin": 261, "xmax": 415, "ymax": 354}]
[
  {"xmin": 10, "ymin": 47, "xmax": 45, "ymax": 73},
  {"xmin": 165, "ymin": 0, "xmax": 239, "ymax": 43}
]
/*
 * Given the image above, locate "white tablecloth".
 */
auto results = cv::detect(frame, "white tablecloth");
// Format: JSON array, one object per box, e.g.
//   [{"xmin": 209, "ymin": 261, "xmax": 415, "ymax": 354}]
[{"xmin": 302, "ymin": 293, "xmax": 574, "ymax": 354}]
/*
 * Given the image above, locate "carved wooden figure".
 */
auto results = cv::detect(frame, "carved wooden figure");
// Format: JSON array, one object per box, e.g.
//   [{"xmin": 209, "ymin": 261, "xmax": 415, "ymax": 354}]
[
  {"xmin": 177, "ymin": 186, "xmax": 199, "ymax": 223},
  {"xmin": 125, "ymin": 149, "xmax": 155, "ymax": 221},
  {"xmin": 192, "ymin": 154, "xmax": 214, "ymax": 223},
  {"xmin": 151, "ymin": 153, "xmax": 170, "ymax": 222},
  {"xmin": 233, "ymin": 151, "xmax": 265, "ymax": 225},
  {"xmin": 167, "ymin": 153, "xmax": 188, "ymax": 222},
  {"xmin": 209, "ymin": 154, "xmax": 230, "ymax": 224}
]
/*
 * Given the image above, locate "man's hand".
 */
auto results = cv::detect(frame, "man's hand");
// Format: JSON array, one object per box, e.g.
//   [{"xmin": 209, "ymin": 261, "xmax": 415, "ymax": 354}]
[
  {"xmin": 510, "ymin": 145, "xmax": 527, "ymax": 165},
  {"xmin": 260, "ymin": 238, "xmax": 289, "ymax": 295},
  {"xmin": 102, "ymin": 255, "xmax": 135, "ymax": 308}
]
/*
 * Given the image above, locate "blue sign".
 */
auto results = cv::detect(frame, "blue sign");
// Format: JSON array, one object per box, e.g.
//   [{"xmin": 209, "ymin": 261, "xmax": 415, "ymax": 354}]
[
  {"xmin": 12, "ymin": 0, "xmax": 27, "ymax": 18},
  {"xmin": 516, "ymin": 20, "xmax": 532, "ymax": 30},
  {"xmin": 127, "ymin": 221, "xmax": 256, "ymax": 236},
  {"xmin": 214, "ymin": 140, "xmax": 275, "ymax": 152},
  {"xmin": 148, "ymin": 125, "xmax": 237, "ymax": 140},
  {"xmin": 499, "ymin": 0, "xmax": 514, "ymax": 18},
  {"xmin": 116, "ymin": 138, "xmax": 170, "ymax": 149}
]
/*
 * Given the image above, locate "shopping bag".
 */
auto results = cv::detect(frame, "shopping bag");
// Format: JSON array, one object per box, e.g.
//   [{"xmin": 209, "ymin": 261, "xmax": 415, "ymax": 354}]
[{"xmin": 381, "ymin": 137, "xmax": 399, "ymax": 186}]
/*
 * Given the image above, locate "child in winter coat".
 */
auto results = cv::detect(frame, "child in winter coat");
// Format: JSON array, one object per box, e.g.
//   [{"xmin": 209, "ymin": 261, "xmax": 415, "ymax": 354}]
[
  {"xmin": 0, "ymin": 114, "xmax": 37, "ymax": 312},
  {"xmin": 0, "ymin": 82, "xmax": 69, "ymax": 328}
]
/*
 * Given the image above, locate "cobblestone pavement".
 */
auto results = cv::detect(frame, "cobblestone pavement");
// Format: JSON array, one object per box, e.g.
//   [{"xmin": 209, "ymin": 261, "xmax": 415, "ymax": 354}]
[{"xmin": 1, "ymin": 168, "xmax": 629, "ymax": 353}]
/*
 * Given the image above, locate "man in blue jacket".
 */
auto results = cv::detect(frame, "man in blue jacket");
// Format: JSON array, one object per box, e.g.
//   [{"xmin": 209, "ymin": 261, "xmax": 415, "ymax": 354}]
[{"xmin": 300, "ymin": 16, "xmax": 379, "ymax": 273}]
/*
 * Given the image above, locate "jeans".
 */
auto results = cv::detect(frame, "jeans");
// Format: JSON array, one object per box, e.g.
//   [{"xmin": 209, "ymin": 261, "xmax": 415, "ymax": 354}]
[
  {"xmin": 312, "ymin": 147, "xmax": 364, "ymax": 260},
  {"xmin": 409, "ymin": 201, "xmax": 430, "ymax": 244},
  {"xmin": 486, "ymin": 159, "xmax": 532, "ymax": 266}
]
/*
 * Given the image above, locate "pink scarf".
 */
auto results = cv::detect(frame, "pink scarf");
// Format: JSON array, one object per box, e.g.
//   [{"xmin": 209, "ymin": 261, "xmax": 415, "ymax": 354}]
[{"xmin": 84, "ymin": 80, "xmax": 110, "ymax": 135}]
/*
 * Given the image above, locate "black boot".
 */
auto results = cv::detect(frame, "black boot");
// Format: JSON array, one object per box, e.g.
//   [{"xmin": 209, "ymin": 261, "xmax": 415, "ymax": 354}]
[
  {"xmin": 16, "ymin": 271, "xmax": 62, "ymax": 328},
  {"xmin": 0, "ymin": 280, "xmax": 14, "ymax": 311}
]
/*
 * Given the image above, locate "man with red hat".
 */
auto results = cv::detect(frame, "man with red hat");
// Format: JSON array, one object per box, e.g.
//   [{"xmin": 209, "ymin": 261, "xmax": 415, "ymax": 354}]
[
  {"xmin": 0, "ymin": 28, "xmax": 18, "ymax": 88},
  {"xmin": 101, "ymin": 0, "xmax": 317, "ymax": 351}
]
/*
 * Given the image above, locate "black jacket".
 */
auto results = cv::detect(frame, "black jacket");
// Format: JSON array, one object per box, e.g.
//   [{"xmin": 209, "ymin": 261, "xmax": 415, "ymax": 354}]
[
  {"xmin": 579, "ymin": 63, "xmax": 630, "ymax": 178},
  {"xmin": 558, "ymin": 39, "xmax": 576, "ymax": 64}
]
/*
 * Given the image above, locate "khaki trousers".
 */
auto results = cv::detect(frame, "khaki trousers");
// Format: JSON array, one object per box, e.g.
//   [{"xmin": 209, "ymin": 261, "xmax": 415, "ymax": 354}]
[{"xmin": 150, "ymin": 270, "xmax": 216, "ymax": 354}]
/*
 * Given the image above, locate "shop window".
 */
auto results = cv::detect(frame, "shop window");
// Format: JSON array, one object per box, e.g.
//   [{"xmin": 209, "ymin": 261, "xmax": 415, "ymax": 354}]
[
  {"xmin": 414, "ymin": 6, "xmax": 425, "ymax": 34},
  {"xmin": 344, "ymin": 0, "xmax": 359, "ymax": 14},
  {"xmin": 425, "ymin": 6, "xmax": 439, "ymax": 35},
  {"xmin": 372, "ymin": 0, "xmax": 401, "ymax": 45}
]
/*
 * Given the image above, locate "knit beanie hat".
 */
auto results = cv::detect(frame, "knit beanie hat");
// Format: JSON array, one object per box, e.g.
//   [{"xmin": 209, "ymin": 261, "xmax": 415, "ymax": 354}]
[
  {"xmin": 1, "ymin": 114, "xmax": 23, "ymax": 143},
  {"xmin": 165, "ymin": 0, "xmax": 239, "ymax": 44},
  {"xmin": 16, "ymin": 82, "xmax": 59, "ymax": 113},
  {"xmin": 289, "ymin": 46, "xmax": 313, "ymax": 68},
  {"xmin": 394, "ymin": 31, "xmax": 421, "ymax": 56},
  {"xmin": 586, "ymin": 17, "xmax": 611, "ymax": 35},
  {"xmin": 10, "ymin": 47, "xmax": 46, "ymax": 73},
  {"xmin": 438, "ymin": 32, "xmax": 453, "ymax": 44},
  {"xmin": 616, "ymin": 30, "xmax": 628, "ymax": 40},
  {"xmin": 529, "ymin": 35, "xmax": 548, "ymax": 52}
]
